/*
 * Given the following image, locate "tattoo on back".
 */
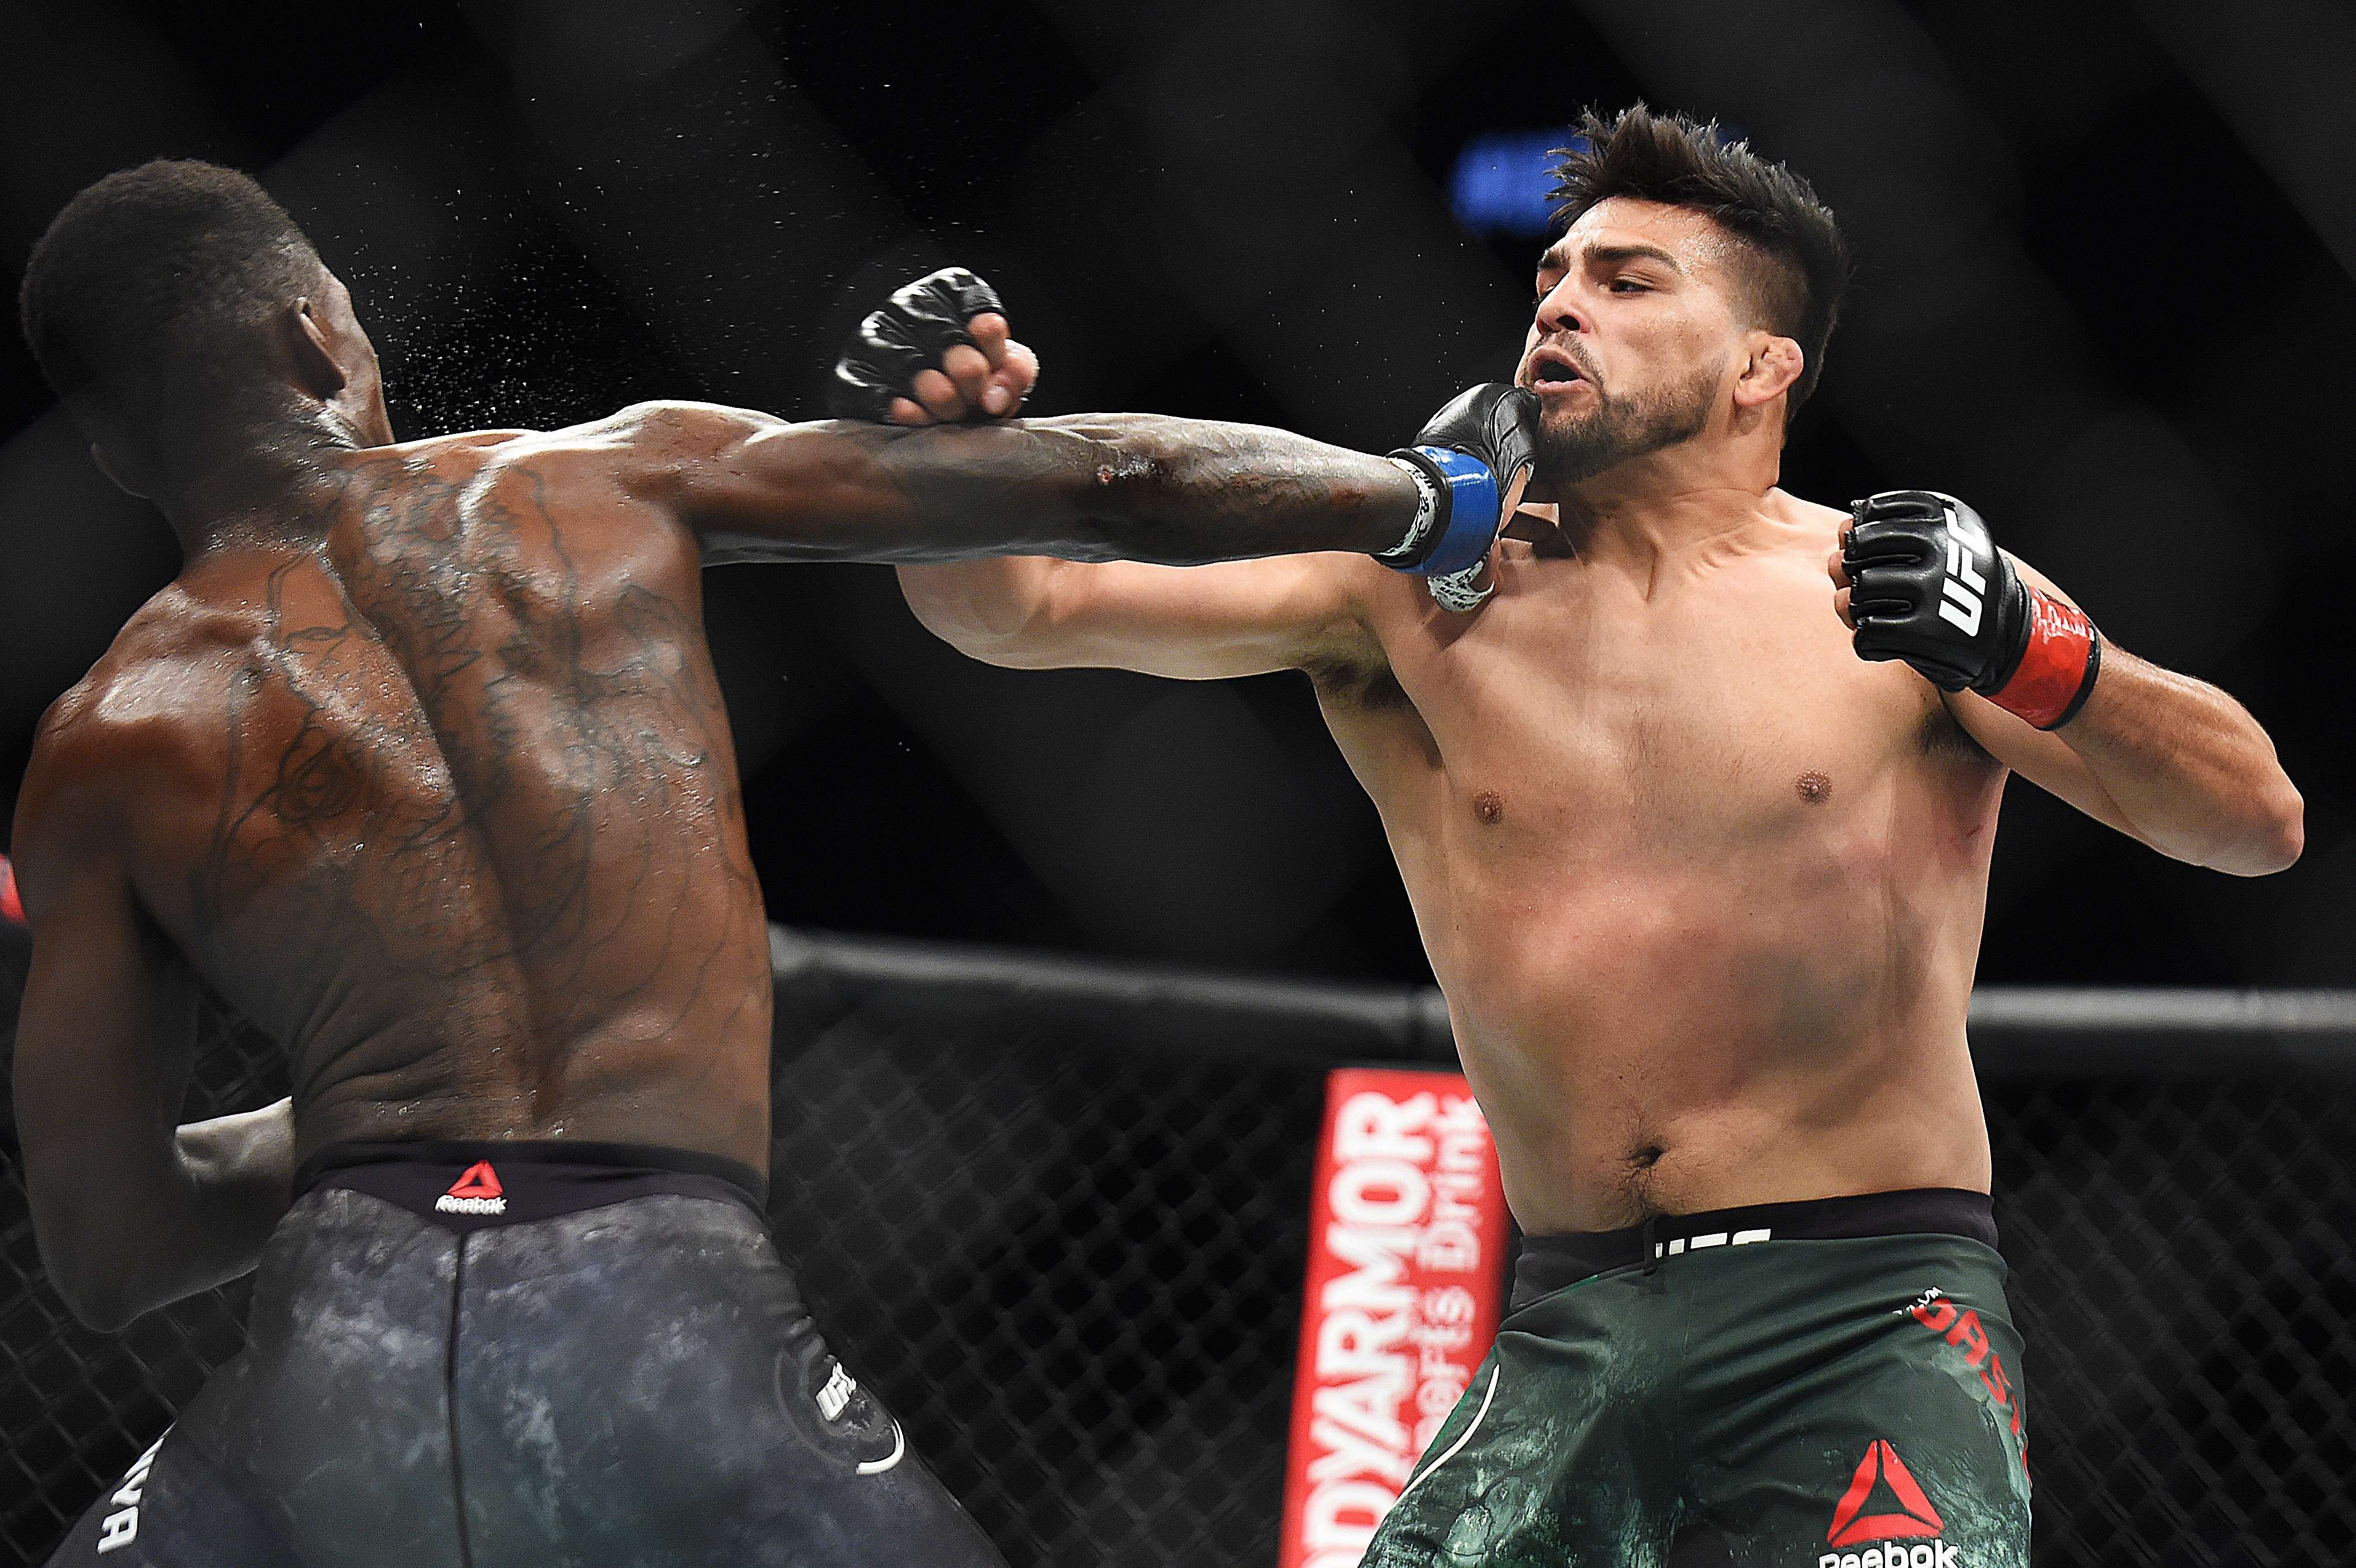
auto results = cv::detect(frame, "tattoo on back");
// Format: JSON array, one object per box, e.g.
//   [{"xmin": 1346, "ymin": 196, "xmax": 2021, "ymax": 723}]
[{"xmin": 188, "ymin": 457, "xmax": 770, "ymax": 1128}]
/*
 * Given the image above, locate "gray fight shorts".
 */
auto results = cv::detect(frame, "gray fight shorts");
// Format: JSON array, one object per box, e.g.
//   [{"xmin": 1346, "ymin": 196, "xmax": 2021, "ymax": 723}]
[{"xmin": 42, "ymin": 1140, "xmax": 1008, "ymax": 1568}]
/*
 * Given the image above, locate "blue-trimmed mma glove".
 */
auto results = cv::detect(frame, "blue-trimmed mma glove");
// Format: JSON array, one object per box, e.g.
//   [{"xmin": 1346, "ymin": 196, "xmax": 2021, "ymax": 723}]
[
  {"xmin": 829, "ymin": 267, "xmax": 1016, "ymax": 423},
  {"xmin": 1843, "ymin": 490, "xmax": 2101, "ymax": 729},
  {"xmin": 1376, "ymin": 384, "xmax": 1540, "ymax": 612}
]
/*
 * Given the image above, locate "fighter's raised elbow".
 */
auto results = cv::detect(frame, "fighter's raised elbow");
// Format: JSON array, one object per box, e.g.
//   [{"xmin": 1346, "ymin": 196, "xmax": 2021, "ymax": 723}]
[
  {"xmin": 38, "ymin": 1240, "xmax": 144, "ymax": 1333},
  {"xmin": 64, "ymin": 1286, "xmax": 140, "ymax": 1334},
  {"xmin": 2238, "ymin": 776, "xmax": 2305, "ymax": 876},
  {"xmin": 2193, "ymin": 772, "xmax": 2304, "ymax": 877},
  {"xmin": 25, "ymin": 1173, "xmax": 179, "ymax": 1331}
]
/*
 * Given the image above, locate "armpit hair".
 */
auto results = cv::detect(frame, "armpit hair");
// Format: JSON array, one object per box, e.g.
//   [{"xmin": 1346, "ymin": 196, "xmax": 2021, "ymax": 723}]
[
  {"xmin": 1302, "ymin": 655, "xmax": 1412, "ymax": 711},
  {"xmin": 1919, "ymin": 697, "xmax": 1993, "ymax": 763}
]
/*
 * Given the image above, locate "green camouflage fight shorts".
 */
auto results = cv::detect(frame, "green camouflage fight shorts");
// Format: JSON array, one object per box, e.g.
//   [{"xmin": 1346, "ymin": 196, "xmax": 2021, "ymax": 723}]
[{"xmin": 1363, "ymin": 1188, "xmax": 2031, "ymax": 1568}]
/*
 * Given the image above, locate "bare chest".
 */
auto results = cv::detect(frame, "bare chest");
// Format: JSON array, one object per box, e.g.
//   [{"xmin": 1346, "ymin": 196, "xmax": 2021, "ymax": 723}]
[{"xmin": 1337, "ymin": 549, "xmax": 1959, "ymax": 861}]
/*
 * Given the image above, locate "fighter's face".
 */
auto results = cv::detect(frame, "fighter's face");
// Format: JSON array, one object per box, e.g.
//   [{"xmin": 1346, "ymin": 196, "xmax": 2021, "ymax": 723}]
[{"xmin": 1516, "ymin": 199, "xmax": 1744, "ymax": 485}]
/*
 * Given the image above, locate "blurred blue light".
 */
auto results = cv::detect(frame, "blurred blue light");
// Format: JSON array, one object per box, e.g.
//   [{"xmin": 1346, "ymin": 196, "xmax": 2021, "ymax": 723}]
[
  {"xmin": 1449, "ymin": 122, "xmax": 1749, "ymax": 238},
  {"xmin": 1450, "ymin": 130, "xmax": 1582, "ymax": 237}
]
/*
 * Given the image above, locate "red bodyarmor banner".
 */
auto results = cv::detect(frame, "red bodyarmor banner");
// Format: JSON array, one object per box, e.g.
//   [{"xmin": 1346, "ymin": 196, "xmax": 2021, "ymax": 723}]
[{"xmin": 1278, "ymin": 1069, "xmax": 1511, "ymax": 1568}]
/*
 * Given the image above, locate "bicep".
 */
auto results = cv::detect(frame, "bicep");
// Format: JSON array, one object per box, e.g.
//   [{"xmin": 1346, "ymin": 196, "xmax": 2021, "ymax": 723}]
[
  {"xmin": 614, "ymin": 401, "xmax": 1103, "ymax": 565},
  {"xmin": 12, "ymin": 838, "xmax": 197, "ymax": 1251},
  {"xmin": 913, "ymin": 553, "xmax": 1379, "ymax": 681}
]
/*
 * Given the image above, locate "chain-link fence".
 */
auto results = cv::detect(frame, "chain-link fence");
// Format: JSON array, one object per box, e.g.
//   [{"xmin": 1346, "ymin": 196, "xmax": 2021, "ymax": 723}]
[{"xmin": 2, "ymin": 925, "xmax": 2351, "ymax": 1567}]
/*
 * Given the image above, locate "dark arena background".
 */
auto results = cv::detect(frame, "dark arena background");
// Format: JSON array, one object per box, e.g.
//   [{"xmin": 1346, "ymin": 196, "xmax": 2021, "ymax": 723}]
[{"xmin": 1, "ymin": 2, "xmax": 2352, "ymax": 1566}]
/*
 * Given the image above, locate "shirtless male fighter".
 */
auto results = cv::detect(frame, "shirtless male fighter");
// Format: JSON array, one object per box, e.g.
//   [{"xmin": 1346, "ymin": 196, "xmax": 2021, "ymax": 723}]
[
  {"xmin": 9, "ymin": 162, "xmax": 1525, "ymax": 1566},
  {"xmin": 866, "ymin": 108, "xmax": 2305, "ymax": 1567}
]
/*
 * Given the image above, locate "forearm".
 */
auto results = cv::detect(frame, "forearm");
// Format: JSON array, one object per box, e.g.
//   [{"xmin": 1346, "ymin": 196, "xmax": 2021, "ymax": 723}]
[
  {"xmin": 1851, "ymin": 509, "xmax": 2305, "ymax": 878},
  {"xmin": 682, "ymin": 408, "xmax": 1419, "ymax": 565},
  {"xmin": 2046, "ymin": 647, "xmax": 2303, "ymax": 875},
  {"xmin": 1015, "ymin": 414, "xmax": 1418, "ymax": 563}
]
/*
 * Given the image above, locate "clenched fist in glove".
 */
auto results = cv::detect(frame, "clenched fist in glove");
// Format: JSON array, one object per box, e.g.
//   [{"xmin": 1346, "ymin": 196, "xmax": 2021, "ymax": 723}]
[
  {"xmin": 829, "ymin": 267, "xmax": 1039, "ymax": 426},
  {"xmin": 1379, "ymin": 383, "xmax": 1542, "ymax": 612},
  {"xmin": 1834, "ymin": 489, "xmax": 2100, "ymax": 730}
]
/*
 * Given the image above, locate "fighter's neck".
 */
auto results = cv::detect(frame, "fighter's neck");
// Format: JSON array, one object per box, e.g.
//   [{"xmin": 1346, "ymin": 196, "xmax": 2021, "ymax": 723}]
[
  {"xmin": 1547, "ymin": 449, "xmax": 1790, "ymax": 579},
  {"xmin": 157, "ymin": 416, "xmax": 370, "ymax": 557}
]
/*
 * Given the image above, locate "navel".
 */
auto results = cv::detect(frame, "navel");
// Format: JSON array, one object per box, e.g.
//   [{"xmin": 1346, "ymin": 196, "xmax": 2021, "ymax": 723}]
[
  {"xmin": 1472, "ymin": 790, "xmax": 1505, "ymax": 826},
  {"xmin": 1795, "ymin": 771, "xmax": 1833, "ymax": 805}
]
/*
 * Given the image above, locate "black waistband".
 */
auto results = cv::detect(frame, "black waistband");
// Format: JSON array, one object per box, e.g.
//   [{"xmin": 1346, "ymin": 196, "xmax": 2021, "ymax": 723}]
[
  {"xmin": 294, "ymin": 1139, "xmax": 770, "ymax": 1233},
  {"xmin": 1512, "ymin": 1187, "xmax": 1998, "ymax": 1307}
]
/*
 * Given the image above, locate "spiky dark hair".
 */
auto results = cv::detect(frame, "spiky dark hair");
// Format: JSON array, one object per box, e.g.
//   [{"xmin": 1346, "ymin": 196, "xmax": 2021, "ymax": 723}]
[
  {"xmin": 19, "ymin": 160, "xmax": 323, "ymax": 433},
  {"xmin": 1551, "ymin": 105, "xmax": 1850, "ymax": 411}
]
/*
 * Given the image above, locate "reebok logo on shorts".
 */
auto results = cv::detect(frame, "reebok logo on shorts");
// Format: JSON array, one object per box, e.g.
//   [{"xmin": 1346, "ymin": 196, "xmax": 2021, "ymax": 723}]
[
  {"xmin": 435, "ymin": 1162, "xmax": 506, "ymax": 1216},
  {"xmin": 1818, "ymin": 1440, "xmax": 1959, "ymax": 1568}
]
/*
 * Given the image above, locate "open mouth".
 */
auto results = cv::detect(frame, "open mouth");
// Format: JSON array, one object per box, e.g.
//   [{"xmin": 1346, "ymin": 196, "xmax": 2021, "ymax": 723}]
[{"xmin": 1526, "ymin": 348, "xmax": 1589, "ymax": 390}]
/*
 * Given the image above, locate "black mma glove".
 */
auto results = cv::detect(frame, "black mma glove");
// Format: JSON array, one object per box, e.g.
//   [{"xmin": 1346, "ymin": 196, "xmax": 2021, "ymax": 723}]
[
  {"xmin": 1843, "ymin": 489, "xmax": 2100, "ymax": 730},
  {"xmin": 1379, "ymin": 383, "xmax": 1541, "ymax": 612},
  {"xmin": 829, "ymin": 267, "xmax": 1013, "ymax": 423}
]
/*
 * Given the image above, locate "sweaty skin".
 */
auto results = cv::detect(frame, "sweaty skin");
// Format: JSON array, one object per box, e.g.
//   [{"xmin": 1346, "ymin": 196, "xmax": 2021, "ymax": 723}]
[
  {"xmin": 46, "ymin": 411, "xmax": 1412, "ymax": 1176},
  {"xmin": 898, "ymin": 197, "xmax": 2302, "ymax": 1234},
  {"xmin": 36, "ymin": 429, "xmax": 778, "ymax": 1171},
  {"xmin": 1320, "ymin": 509, "xmax": 1997, "ymax": 1231},
  {"xmin": 10, "ymin": 271, "xmax": 1419, "ymax": 1327},
  {"xmin": 915, "ymin": 504, "xmax": 2000, "ymax": 1232}
]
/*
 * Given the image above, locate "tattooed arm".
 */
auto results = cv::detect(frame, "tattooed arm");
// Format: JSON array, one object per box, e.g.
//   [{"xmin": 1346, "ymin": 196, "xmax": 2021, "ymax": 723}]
[
  {"xmin": 603, "ymin": 402, "xmax": 1421, "ymax": 566},
  {"xmin": 10, "ymin": 704, "xmax": 293, "ymax": 1330}
]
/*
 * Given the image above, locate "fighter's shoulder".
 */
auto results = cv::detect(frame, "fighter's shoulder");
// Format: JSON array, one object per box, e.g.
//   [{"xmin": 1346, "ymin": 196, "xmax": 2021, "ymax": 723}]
[
  {"xmin": 15, "ymin": 605, "xmax": 204, "ymax": 853},
  {"xmin": 1765, "ymin": 488, "xmax": 1851, "ymax": 544},
  {"xmin": 1744, "ymin": 490, "xmax": 1853, "ymax": 603},
  {"xmin": 337, "ymin": 428, "xmax": 540, "ymax": 482},
  {"xmin": 10, "ymin": 653, "xmax": 207, "ymax": 910},
  {"xmin": 33, "ymin": 586, "xmax": 246, "ymax": 766},
  {"xmin": 511, "ymin": 401, "xmax": 782, "ymax": 463},
  {"xmin": 465, "ymin": 402, "xmax": 785, "ymax": 506},
  {"xmin": 17, "ymin": 570, "xmax": 321, "ymax": 870}
]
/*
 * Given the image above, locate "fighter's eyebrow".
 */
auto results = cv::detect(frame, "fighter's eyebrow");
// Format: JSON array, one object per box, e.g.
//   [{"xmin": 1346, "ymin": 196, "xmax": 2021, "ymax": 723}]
[
  {"xmin": 1584, "ymin": 242, "xmax": 1684, "ymax": 274},
  {"xmin": 1538, "ymin": 239, "xmax": 1685, "ymax": 277}
]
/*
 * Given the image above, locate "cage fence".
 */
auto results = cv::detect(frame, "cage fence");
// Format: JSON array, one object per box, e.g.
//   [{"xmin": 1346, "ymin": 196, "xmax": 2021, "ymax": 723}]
[{"xmin": 1, "ymin": 926, "xmax": 2351, "ymax": 1568}]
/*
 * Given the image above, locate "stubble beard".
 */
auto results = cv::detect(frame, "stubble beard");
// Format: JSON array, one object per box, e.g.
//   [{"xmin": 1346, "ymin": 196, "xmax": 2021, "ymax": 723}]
[{"xmin": 1533, "ymin": 357, "xmax": 1726, "ymax": 486}]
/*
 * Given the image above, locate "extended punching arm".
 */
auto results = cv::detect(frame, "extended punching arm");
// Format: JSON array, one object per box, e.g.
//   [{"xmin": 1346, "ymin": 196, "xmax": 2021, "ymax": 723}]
[
  {"xmin": 818, "ymin": 268, "xmax": 1536, "ymax": 598},
  {"xmin": 629, "ymin": 403, "xmax": 1424, "ymax": 568}
]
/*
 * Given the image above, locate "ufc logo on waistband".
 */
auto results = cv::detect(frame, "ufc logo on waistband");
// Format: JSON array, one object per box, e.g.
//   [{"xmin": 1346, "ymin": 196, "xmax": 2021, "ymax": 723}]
[{"xmin": 1938, "ymin": 518, "xmax": 1987, "ymax": 636}]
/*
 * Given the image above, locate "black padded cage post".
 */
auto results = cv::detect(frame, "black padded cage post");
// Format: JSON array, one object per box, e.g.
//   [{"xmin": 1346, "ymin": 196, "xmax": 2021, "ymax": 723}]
[{"xmin": 2, "ymin": 923, "xmax": 2351, "ymax": 1567}]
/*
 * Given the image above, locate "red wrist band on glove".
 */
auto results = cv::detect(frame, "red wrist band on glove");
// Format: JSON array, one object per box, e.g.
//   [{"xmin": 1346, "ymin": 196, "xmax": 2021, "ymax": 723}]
[
  {"xmin": 1989, "ymin": 588, "xmax": 2101, "ymax": 730},
  {"xmin": 0, "ymin": 855, "xmax": 20, "ymax": 924}
]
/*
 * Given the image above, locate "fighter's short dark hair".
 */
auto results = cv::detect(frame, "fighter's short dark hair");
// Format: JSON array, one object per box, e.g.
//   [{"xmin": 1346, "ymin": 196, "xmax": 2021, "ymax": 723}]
[
  {"xmin": 19, "ymin": 160, "xmax": 323, "ymax": 427},
  {"xmin": 1550, "ymin": 106, "xmax": 1850, "ymax": 413}
]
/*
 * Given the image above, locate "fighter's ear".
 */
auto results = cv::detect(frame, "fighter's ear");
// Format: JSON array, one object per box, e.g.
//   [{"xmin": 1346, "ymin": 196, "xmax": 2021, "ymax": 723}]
[
  {"xmin": 287, "ymin": 297, "xmax": 348, "ymax": 402},
  {"xmin": 1733, "ymin": 333, "xmax": 1804, "ymax": 410}
]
